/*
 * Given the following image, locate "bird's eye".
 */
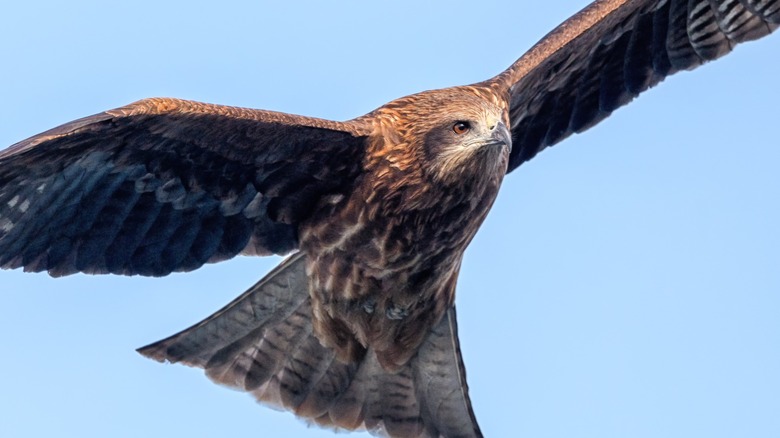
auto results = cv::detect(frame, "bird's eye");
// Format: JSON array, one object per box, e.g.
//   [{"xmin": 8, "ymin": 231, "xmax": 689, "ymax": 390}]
[{"xmin": 452, "ymin": 121, "xmax": 471, "ymax": 135}]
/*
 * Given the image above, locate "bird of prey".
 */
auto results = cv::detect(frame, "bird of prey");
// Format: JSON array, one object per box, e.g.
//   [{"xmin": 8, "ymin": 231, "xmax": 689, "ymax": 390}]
[{"xmin": 0, "ymin": 0, "xmax": 777, "ymax": 437}]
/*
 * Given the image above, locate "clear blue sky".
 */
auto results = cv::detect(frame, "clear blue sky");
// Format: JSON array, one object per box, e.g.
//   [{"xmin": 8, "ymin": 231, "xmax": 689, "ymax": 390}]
[{"xmin": 1, "ymin": 1, "xmax": 778, "ymax": 437}]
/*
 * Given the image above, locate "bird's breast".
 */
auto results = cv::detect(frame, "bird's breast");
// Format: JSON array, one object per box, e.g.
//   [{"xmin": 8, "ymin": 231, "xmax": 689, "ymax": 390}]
[{"xmin": 296, "ymin": 149, "xmax": 505, "ymax": 364}]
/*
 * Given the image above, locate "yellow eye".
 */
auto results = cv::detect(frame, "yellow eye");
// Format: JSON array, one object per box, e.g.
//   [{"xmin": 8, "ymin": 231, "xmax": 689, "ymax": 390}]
[{"xmin": 452, "ymin": 121, "xmax": 471, "ymax": 135}]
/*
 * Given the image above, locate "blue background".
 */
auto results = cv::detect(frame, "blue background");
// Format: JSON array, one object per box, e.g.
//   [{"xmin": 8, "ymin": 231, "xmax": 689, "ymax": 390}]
[{"xmin": 1, "ymin": 1, "xmax": 778, "ymax": 437}]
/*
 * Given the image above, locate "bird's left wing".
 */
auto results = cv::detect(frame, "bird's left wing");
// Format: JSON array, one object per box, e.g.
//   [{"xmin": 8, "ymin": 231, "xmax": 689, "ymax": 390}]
[
  {"xmin": 0, "ymin": 98, "xmax": 367, "ymax": 276},
  {"xmin": 486, "ymin": 0, "xmax": 778, "ymax": 171},
  {"xmin": 139, "ymin": 253, "xmax": 482, "ymax": 438}
]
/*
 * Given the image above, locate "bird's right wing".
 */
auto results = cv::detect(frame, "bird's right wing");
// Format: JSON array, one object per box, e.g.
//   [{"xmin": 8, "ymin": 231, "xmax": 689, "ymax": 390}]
[
  {"xmin": 139, "ymin": 253, "xmax": 482, "ymax": 438},
  {"xmin": 488, "ymin": 0, "xmax": 778, "ymax": 171},
  {"xmin": 0, "ymin": 98, "xmax": 368, "ymax": 276}
]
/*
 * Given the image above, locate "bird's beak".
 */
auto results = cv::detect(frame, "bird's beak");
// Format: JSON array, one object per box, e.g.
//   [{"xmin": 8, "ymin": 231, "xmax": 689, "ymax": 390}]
[{"xmin": 490, "ymin": 121, "xmax": 512, "ymax": 152}]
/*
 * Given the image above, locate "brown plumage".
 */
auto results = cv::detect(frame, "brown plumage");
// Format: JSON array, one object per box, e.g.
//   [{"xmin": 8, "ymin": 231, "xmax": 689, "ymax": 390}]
[
  {"xmin": 300, "ymin": 88, "xmax": 510, "ymax": 370},
  {"xmin": 0, "ymin": 1, "xmax": 777, "ymax": 437}
]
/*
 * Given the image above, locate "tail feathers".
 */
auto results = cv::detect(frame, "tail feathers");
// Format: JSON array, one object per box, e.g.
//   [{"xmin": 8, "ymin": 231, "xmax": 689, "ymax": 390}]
[{"xmin": 138, "ymin": 252, "xmax": 482, "ymax": 438}]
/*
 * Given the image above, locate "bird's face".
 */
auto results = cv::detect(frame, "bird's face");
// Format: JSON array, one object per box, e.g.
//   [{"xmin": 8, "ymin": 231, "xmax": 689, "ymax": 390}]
[
  {"xmin": 367, "ymin": 86, "xmax": 511, "ymax": 189},
  {"xmin": 421, "ymin": 101, "xmax": 512, "ymax": 185}
]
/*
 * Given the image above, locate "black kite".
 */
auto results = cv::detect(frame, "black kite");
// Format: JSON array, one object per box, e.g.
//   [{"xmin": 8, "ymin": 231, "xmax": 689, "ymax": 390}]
[{"xmin": 1, "ymin": 1, "xmax": 777, "ymax": 437}]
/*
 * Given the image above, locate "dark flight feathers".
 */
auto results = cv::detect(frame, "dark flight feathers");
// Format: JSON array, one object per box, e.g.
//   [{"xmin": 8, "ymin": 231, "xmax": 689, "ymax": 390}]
[
  {"xmin": 495, "ymin": 0, "xmax": 779, "ymax": 170},
  {"xmin": 0, "ymin": 99, "xmax": 366, "ymax": 276}
]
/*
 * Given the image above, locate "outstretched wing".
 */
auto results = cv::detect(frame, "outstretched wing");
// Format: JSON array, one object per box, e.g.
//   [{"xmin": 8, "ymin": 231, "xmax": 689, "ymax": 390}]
[
  {"xmin": 139, "ymin": 253, "xmax": 482, "ymax": 438},
  {"xmin": 0, "ymin": 98, "xmax": 367, "ymax": 276},
  {"xmin": 488, "ymin": 0, "xmax": 778, "ymax": 171}
]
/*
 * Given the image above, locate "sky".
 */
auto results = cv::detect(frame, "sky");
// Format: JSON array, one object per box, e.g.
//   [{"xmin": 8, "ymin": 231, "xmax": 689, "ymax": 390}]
[{"xmin": 0, "ymin": 1, "xmax": 778, "ymax": 437}]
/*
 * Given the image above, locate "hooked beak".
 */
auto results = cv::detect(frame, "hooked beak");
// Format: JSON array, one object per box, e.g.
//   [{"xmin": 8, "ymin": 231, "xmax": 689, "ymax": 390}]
[{"xmin": 487, "ymin": 121, "xmax": 512, "ymax": 152}]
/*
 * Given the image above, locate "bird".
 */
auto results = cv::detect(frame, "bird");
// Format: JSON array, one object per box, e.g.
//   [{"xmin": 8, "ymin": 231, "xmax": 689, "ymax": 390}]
[{"xmin": 0, "ymin": 1, "xmax": 777, "ymax": 437}]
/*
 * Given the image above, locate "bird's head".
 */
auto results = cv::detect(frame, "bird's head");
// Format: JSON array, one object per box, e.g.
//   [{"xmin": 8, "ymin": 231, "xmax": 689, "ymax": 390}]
[{"xmin": 372, "ymin": 86, "xmax": 512, "ymax": 186}]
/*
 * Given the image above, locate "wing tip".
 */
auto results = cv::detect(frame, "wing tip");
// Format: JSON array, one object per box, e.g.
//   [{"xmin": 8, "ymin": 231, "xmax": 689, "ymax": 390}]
[{"xmin": 136, "ymin": 340, "xmax": 174, "ymax": 364}]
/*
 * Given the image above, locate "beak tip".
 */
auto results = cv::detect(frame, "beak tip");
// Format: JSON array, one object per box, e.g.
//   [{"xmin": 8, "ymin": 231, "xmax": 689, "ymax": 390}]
[{"xmin": 492, "ymin": 121, "xmax": 512, "ymax": 152}]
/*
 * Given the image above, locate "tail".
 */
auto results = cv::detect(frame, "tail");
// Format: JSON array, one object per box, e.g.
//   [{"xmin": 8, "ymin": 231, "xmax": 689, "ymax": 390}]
[{"xmin": 138, "ymin": 252, "xmax": 483, "ymax": 438}]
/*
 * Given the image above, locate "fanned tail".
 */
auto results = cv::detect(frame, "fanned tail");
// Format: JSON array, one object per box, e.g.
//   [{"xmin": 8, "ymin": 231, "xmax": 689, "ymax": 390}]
[{"xmin": 138, "ymin": 252, "xmax": 482, "ymax": 438}]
